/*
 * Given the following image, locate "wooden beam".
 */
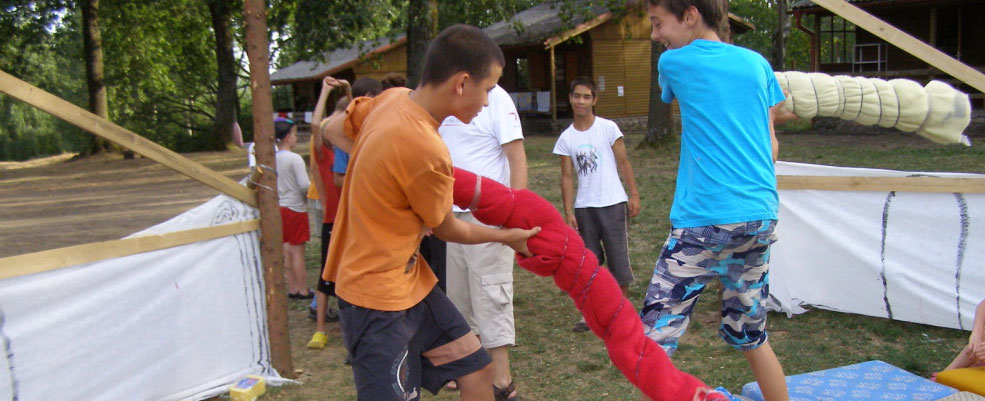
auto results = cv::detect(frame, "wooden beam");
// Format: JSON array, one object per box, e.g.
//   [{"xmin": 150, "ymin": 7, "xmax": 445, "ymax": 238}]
[
  {"xmin": 0, "ymin": 69, "xmax": 257, "ymax": 207},
  {"xmin": 0, "ymin": 220, "xmax": 259, "ymax": 280},
  {"xmin": 810, "ymin": 0, "xmax": 985, "ymax": 93},
  {"xmin": 544, "ymin": 12, "xmax": 613, "ymax": 49},
  {"xmin": 778, "ymin": 175, "xmax": 985, "ymax": 193},
  {"xmin": 243, "ymin": 0, "xmax": 294, "ymax": 377},
  {"xmin": 550, "ymin": 46, "xmax": 557, "ymax": 126}
]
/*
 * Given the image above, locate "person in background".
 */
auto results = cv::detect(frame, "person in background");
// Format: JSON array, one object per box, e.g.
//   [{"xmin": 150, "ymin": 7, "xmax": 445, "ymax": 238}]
[
  {"xmin": 439, "ymin": 83, "xmax": 527, "ymax": 400},
  {"xmin": 273, "ymin": 117, "xmax": 313, "ymax": 300},
  {"xmin": 306, "ymin": 76, "xmax": 350, "ymax": 349},
  {"xmin": 553, "ymin": 76, "xmax": 641, "ymax": 333}
]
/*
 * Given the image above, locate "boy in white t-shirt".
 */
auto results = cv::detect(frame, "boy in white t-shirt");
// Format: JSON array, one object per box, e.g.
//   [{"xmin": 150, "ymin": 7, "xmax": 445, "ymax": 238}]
[
  {"xmin": 553, "ymin": 76, "xmax": 641, "ymax": 332},
  {"xmin": 439, "ymin": 84, "xmax": 528, "ymax": 400}
]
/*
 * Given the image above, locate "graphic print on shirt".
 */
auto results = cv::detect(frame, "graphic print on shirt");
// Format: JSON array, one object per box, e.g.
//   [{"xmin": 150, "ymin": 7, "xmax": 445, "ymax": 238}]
[{"xmin": 574, "ymin": 144, "xmax": 599, "ymax": 176}]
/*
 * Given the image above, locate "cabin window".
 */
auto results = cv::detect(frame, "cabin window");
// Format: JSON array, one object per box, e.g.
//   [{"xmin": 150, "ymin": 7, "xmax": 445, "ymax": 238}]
[
  {"xmin": 819, "ymin": 15, "xmax": 856, "ymax": 64},
  {"xmin": 516, "ymin": 58, "xmax": 531, "ymax": 91}
]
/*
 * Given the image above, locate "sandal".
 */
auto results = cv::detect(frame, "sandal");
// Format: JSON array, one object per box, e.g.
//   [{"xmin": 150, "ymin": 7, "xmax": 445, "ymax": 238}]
[{"xmin": 493, "ymin": 381, "xmax": 518, "ymax": 401}]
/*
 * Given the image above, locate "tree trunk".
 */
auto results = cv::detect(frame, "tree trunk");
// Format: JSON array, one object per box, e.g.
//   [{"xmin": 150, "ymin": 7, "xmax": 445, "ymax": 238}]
[
  {"xmin": 243, "ymin": 0, "xmax": 294, "ymax": 377},
  {"xmin": 81, "ymin": 0, "xmax": 132, "ymax": 159},
  {"xmin": 80, "ymin": 0, "xmax": 107, "ymax": 156},
  {"xmin": 406, "ymin": 0, "xmax": 438, "ymax": 88},
  {"xmin": 643, "ymin": 41, "xmax": 675, "ymax": 147},
  {"xmin": 209, "ymin": 0, "xmax": 237, "ymax": 151},
  {"xmin": 772, "ymin": 0, "xmax": 789, "ymax": 71}
]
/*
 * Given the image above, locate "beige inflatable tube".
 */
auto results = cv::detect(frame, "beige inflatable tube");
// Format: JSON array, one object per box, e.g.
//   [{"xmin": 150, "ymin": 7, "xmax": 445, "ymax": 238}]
[{"xmin": 775, "ymin": 71, "xmax": 971, "ymax": 146}]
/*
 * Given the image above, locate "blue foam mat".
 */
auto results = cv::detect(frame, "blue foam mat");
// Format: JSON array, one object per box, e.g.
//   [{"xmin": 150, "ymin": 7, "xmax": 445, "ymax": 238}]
[{"xmin": 740, "ymin": 360, "xmax": 957, "ymax": 401}]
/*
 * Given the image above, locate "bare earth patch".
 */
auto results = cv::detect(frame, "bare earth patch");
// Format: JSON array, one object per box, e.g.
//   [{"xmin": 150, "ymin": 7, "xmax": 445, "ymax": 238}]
[{"xmin": 0, "ymin": 149, "xmax": 252, "ymax": 258}]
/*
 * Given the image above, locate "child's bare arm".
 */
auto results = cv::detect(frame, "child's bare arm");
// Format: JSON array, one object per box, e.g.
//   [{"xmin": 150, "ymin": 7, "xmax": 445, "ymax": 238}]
[
  {"xmin": 611, "ymin": 137, "xmax": 641, "ymax": 217},
  {"xmin": 560, "ymin": 156, "xmax": 577, "ymax": 230},
  {"xmin": 768, "ymin": 104, "xmax": 782, "ymax": 163},
  {"xmin": 971, "ymin": 299, "xmax": 985, "ymax": 360},
  {"xmin": 431, "ymin": 210, "xmax": 540, "ymax": 256},
  {"xmin": 320, "ymin": 113, "xmax": 352, "ymax": 154},
  {"xmin": 312, "ymin": 76, "xmax": 339, "ymax": 128},
  {"xmin": 503, "ymin": 139, "xmax": 528, "ymax": 190}
]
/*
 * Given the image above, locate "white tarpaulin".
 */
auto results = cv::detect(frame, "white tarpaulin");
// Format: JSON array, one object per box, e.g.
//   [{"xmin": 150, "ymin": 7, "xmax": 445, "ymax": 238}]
[
  {"xmin": 0, "ymin": 195, "xmax": 285, "ymax": 401},
  {"xmin": 770, "ymin": 162, "xmax": 985, "ymax": 330}
]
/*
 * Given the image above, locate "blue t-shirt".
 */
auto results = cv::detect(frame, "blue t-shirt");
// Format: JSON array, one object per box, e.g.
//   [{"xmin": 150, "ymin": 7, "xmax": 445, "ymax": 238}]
[
  {"xmin": 332, "ymin": 147, "xmax": 350, "ymax": 174},
  {"xmin": 658, "ymin": 40, "xmax": 784, "ymax": 228}
]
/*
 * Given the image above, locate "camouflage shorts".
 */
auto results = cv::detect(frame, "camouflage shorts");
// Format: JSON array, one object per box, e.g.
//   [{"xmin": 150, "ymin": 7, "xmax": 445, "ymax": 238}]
[{"xmin": 639, "ymin": 220, "xmax": 777, "ymax": 356}]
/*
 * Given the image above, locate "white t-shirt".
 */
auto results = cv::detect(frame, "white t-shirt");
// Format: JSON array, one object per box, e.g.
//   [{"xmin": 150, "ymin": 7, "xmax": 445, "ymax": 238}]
[
  {"xmin": 246, "ymin": 142, "xmax": 278, "ymax": 167},
  {"xmin": 275, "ymin": 150, "xmax": 310, "ymax": 212},
  {"xmin": 552, "ymin": 116, "xmax": 628, "ymax": 208},
  {"xmin": 440, "ymin": 85, "xmax": 524, "ymax": 212}
]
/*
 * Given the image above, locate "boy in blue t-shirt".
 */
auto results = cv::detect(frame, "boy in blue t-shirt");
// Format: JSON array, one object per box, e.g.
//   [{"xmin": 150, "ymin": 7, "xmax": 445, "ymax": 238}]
[{"xmin": 639, "ymin": 1, "xmax": 789, "ymax": 401}]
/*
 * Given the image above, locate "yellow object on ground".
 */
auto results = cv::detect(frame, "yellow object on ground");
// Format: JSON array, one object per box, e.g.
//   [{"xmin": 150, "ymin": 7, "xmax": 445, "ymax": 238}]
[
  {"xmin": 229, "ymin": 375, "xmax": 266, "ymax": 401},
  {"xmin": 307, "ymin": 331, "xmax": 328, "ymax": 349},
  {"xmin": 936, "ymin": 367, "xmax": 985, "ymax": 396}
]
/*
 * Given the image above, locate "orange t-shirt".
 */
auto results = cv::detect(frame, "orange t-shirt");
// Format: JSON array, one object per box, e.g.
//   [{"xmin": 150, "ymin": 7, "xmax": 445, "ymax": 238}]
[
  {"xmin": 307, "ymin": 137, "xmax": 340, "ymax": 223},
  {"xmin": 322, "ymin": 88, "xmax": 453, "ymax": 311}
]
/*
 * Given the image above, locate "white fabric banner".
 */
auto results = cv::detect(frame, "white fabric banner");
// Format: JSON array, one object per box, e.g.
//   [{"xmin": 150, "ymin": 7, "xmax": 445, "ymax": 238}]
[
  {"xmin": 770, "ymin": 162, "xmax": 985, "ymax": 331},
  {"xmin": 0, "ymin": 195, "xmax": 285, "ymax": 401}
]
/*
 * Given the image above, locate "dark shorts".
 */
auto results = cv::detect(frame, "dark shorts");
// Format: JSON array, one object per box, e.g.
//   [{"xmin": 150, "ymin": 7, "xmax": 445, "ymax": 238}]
[
  {"xmin": 574, "ymin": 202, "xmax": 634, "ymax": 286},
  {"xmin": 317, "ymin": 222, "xmax": 335, "ymax": 297},
  {"xmin": 338, "ymin": 287, "xmax": 491, "ymax": 401}
]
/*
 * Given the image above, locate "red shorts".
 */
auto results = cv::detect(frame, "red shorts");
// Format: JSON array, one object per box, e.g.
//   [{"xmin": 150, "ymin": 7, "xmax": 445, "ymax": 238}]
[{"xmin": 280, "ymin": 207, "xmax": 309, "ymax": 245}]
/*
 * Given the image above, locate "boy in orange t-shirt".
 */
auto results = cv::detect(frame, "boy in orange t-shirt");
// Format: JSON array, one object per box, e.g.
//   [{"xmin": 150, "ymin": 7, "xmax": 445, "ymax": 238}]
[{"xmin": 321, "ymin": 25, "xmax": 539, "ymax": 401}]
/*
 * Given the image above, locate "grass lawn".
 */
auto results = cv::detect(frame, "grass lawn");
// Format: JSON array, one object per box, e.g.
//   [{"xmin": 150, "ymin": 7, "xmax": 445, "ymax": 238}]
[{"xmin": 270, "ymin": 127, "xmax": 984, "ymax": 400}]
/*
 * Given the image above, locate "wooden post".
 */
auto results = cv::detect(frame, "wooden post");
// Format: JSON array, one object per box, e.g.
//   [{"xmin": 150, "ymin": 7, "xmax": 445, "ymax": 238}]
[
  {"xmin": 242, "ymin": 0, "xmax": 293, "ymax": 377},
  {"xmin": 549, "ymin": 45, "xmax": 557, "ymax": 126}
]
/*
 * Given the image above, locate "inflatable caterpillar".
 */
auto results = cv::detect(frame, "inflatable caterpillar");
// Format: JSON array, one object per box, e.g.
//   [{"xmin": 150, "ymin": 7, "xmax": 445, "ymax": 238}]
[
  {"xmin": 452, "ymin": 168, "xmax": 734, "ymax": 401},
  {"xmin": 775, "ymin": 71, "xmax": 972, "ymax": 146}
]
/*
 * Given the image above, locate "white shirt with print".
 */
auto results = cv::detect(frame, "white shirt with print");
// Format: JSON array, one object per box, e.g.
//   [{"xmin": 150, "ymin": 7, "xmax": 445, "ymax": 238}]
[{"xmin": 552, "ymin": 116, "xmax": 627, "ymax": 208}]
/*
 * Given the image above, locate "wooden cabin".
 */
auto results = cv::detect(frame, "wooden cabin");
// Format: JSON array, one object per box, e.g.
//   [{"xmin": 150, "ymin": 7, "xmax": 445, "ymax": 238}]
[
  {"xmin": 485, "ymin": 3, "xmax": 753, "ymax": 122},
  {"xmin": 791, "ymin": 0, "xmax": 984, "ymax": 105},
  {"xmin": 269, "ymin": 36, "xmax": 407, "ymax": 120},
  {"xmin": 270, "ymin": 2, "xmax": 754, "ymax": 122}
]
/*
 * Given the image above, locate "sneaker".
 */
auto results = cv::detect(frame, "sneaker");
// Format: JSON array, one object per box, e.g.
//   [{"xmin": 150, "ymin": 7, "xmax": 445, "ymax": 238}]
[
  {"xmin": 308, "ymin": 306, "xmax": 341, "ymax": 322},
  {"xmin": 307, "ymin": 332, "xmax": 327, "ymax": 349},
  {"xmin": 571, "ymin": 319, "xmax": 589, "ymax": 333},
  {"xmin": 324, "ymin": 306, "xmax": 340, "ymax": 322}
]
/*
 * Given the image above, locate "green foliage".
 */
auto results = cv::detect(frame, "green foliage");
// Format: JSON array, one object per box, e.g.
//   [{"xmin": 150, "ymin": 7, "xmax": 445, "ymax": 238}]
[
  {"xmin": 436, "ymin": 0, "xmax": 540, "ymax": 29},
  {"xmin": 0, "ymin": 0, "xmax": 90, "ymax": 161},
  {"xmin": 730, "ymin": 0, "xmax": 811, "ymax": 71},
  {"xmin": 269, "ymin": 0, "xmax": 404, "ymax": 68},
  {"xmin": 1, "ymin": 0, "xmax": 255, "ymax": 160}
]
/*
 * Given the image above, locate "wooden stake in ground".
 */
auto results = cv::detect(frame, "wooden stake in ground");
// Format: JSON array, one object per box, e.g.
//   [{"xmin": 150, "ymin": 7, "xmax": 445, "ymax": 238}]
[{"xmin": 243, "ymin": 0, "xmax": 293, "ymax": 377}]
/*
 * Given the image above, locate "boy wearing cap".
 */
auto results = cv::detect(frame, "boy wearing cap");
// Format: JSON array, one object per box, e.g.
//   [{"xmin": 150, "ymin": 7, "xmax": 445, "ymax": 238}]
[{"xmin": 273, "ymin": 117, "xmax": 313, "ymax": 300}]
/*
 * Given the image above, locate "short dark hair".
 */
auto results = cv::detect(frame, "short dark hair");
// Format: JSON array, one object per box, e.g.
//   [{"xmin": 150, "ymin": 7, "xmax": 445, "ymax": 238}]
[
  {"xmin": 569, "ymin": 76, "xmax": 597, "ymax": 98},
  {"xmin": 352, "ymin": 77, "xmax": 382, "ymax": 98},
  {"xmin": 274, "ymin": 118, "xmax": 295, "ymax": 140},
  {"xmin": 420, "ymin": 24, "xmax": 505, "ymax": 87},
  {"xmin": 381, "ymin": 74, "xmax": 407, "ymax": 89},
  {"xmin": 646, "ymin": 0, "xmax": 727, "ymax": 31}
]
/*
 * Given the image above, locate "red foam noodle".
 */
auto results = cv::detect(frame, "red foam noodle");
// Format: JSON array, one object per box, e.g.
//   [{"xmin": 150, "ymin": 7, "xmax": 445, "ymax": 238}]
[{"xmin": 452, "ymin": 168, "xmax": 728, "ymax": 401}]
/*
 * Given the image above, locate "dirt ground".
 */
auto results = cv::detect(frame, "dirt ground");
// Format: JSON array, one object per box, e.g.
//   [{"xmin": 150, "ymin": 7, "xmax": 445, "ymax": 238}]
[{"xmin": 0, "ymin": 147, "xmax": 257, "ymax": 259}]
